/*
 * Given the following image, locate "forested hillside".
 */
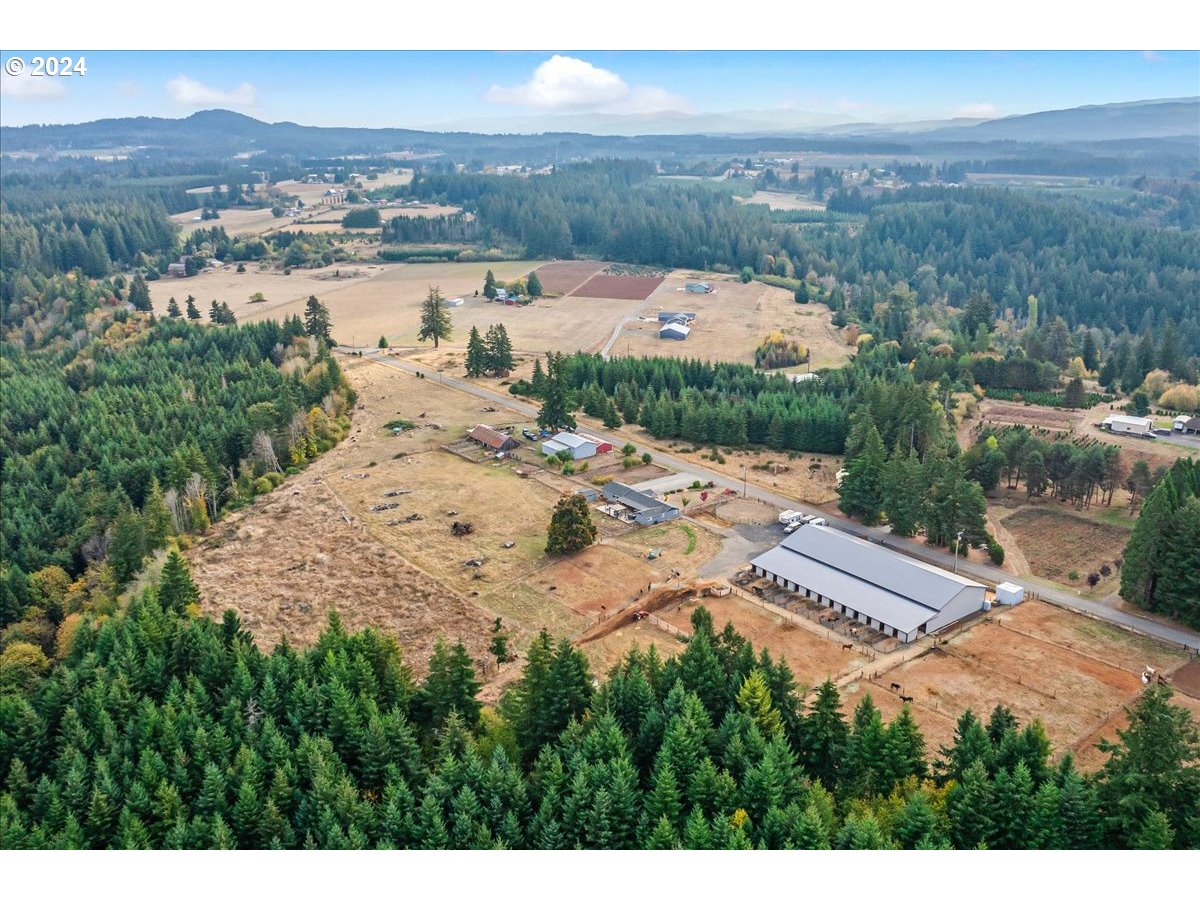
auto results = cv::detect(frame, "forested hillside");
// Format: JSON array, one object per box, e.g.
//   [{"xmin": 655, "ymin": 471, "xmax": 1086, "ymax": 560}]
[
  {"xmin": 0, "ymin": 579, "xmax": 1195, "ymax": 850},
  {"xmin": 0, "ymin": 314, "xmax": 354, "ymax": 633}
]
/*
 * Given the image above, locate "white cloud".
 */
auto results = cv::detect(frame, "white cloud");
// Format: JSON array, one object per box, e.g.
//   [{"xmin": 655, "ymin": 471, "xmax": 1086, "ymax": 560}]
[
  {"xmin": 1140, "ymin": 50, "xmax": 1165, "ymax": 62},
  {"xmin": 166, "ymin": 74, "xmax": 257, "ymax": 109},
  {"xmin": 118, "ymin": 80, "xmax": 143, "ymax": 98},
  {"xmin": 955, "ymin": 102, "xmax": 1000, "ymax": 118},
  {"xmin": 486, "ymin": 54, "xmax": 687, "ymax": 114},
  {"xmin": 1, "ymin": 71, "xmax": 67, "ymax": 102}
]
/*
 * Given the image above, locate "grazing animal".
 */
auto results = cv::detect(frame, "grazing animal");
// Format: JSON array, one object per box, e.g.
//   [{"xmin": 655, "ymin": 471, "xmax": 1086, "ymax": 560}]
[
  {"xmin": 890, "ymin": 682, "xmax": 902, "ymax": 691},
  {"xmin": 900, "ymin": 695, "xmax": 913, "ymax": 703},
  {"xmin": 841, "ymin": 643, "xmax": 853, "ymax": 651}
]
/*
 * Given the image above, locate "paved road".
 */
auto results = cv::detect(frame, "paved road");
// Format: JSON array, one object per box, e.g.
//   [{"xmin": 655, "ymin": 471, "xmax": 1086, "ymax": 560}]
[{"xmin": 347, "ymin": 348, "xmax": 1200, "ymax": 652}]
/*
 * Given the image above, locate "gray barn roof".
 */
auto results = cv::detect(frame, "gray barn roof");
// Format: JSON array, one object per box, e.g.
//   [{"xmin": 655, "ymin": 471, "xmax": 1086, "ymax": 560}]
[{"xmin": 751, "ymin": 526, "xmax": 984, "ymax": 633}]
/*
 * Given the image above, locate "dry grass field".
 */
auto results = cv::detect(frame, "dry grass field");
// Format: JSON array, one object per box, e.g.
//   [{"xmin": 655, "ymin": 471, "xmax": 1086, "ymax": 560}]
[{"xmin": 612, "ymin": 272, "xmax": 851, "ymax": 368}]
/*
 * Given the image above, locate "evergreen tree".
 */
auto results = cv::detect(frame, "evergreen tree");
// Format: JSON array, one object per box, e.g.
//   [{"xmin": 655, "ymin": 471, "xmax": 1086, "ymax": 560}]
[
  {"xmin": 1098, "ymin": 684, "xmax": 1200, "ymax": 848},
  {"xmin": 1120, "ymin": 469, "xmax": 1181, "ymax": 613},
  {"xmin": 800, "ymin": 680, "xmax": 848, "ymax": 789},
  {"xmin": 422, "ymin": 639, "xmax": 482, "ymax": 729},
  {"xmin": 157, "ymin": 551, "xmax": 200, "ymax": 612},
  {"xmin": 128, "ymin": 273, "xmax": 153, "ymax": 312},
  {"xmin": 185, "ymin": 296, "xmax": 201, "ymax": 319},
  {"xmin": 166, "ymin": 297, "xmax": 182, "ymax": 318},
  {"xmin": 526, "ymin": 271, "xmax": 543, "ymax": 298},
  {"xmin": 483, "ymin": 270, "xmax": 497, "ymax": 300},
  {"xmin": 484, "ymin": 324, "xmax": 514, "ymax": 374},
  {"xmin": 536, "ymin": 352, "xmax": 576, "ymax": 432},
  {"xmin": 839, "ymin": 415, "xmax": 887, "ymax": 525},
  {"xmin": 303, "ymin": 296, "xmax": 332, "ymax": 345},
  {"xmin": 545, "ymin": 494, "xmax": 596, "ymax": 555},
  {"xmin": 465, "ymin": 326, "xmax": 487, "ymax": 377},
  {"xmin": 418, "ymin": 286, "xmax": 452, "ymax": 349}
]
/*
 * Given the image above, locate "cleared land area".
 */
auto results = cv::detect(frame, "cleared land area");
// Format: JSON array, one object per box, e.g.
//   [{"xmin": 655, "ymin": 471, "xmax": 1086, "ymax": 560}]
[
  {"xmin": 614, "ymin": 272, "xmax": 851, "ymax": 368},
  {"xmin": 739, "ymin": 191, "xmax": 826, "ymax": 211},
  {"xmin": 531, "ymin": 260, "xmax": 607, "ymax": 295},
  {"xmin": 1001, "ymin": 506, "xmax": 1129, "ymax": 587},
  {"xmin": 571, "ymin": 273, "xmax": 666, "ymax": 301}
]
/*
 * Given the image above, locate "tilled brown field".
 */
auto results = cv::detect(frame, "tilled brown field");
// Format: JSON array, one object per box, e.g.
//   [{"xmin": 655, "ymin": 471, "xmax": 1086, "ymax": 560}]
[
  {"xmin": 570, "ymin": 273, "xmax": 666, "ymax": 301},
  {"xmin": 531, "ymin": 260, "xmax": 607, "ymax": 295}
]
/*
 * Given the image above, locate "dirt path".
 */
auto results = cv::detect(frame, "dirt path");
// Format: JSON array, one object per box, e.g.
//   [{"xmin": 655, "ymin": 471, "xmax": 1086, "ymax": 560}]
[{"xmin": 988, "ymin": 507, "xmax": 1031, "ymax": 576}]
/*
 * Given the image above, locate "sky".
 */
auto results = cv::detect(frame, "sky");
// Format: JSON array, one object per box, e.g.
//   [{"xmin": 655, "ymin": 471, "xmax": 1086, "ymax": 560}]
[{"xmin": 2, "ymin": 50, "xmax": 1198, "ymax": 132}]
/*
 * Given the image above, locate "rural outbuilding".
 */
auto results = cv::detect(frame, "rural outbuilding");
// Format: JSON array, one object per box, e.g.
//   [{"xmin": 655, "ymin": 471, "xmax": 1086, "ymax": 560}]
[
  {"xmin": 658, "ymin": 310, "xmax": 697, "ymax": 322},
  {"xmin": 1102, "ymin": 414, "xmax": 1153, "ymax": 436},
  {"xmin": 1173, "ymin": 415, "xmax": 1200, "ymax": 434},
  {"xmin": 659, "ymin": 322, "xmax": 691, "ymax": 340},
  {"xmin": 749, "ymin": 526, "xmax": 987, "ymax": 643},
  {"xmin": 541, "ymin": 432, "xmax": 597, "ymax": 460},
  {"xmin": 602, "ymin": 482, "xmax": 680, "ymax": 526},
  {"xmin": 995, "ymin": 582, "xmax": 1025, "ymax": 605},
  {"xmin": 445, "ymin": 297, "xmax": 465, "ymax": 307},
  {"xmin": 685, "ymin": 282, "xmax": 713, "ymax": 293},
  {"xmin": 467, "ymin": 424, "xmax": 519, "ymax": 453},
  {"xmin": 575, "ymin": 433, "xmax": 613, "ymax": 453}
]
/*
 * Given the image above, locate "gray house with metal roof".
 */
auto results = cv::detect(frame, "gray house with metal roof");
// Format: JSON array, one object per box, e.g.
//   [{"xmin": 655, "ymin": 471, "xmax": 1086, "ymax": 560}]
[
  {"xmin": 602, "ymin": 481, "xmax": 680, "ymax": 526},
  {"xmin": 749, "ymin": 525, "xmax": 986, "ymax": 643}
]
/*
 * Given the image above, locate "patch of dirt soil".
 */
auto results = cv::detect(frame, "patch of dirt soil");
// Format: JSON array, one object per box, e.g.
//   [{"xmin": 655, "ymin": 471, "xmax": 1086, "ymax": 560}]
[
  {"xmin": 532, "ymin": 260, "xmax": 607, "ymax": 295},
  {"xmin": 1001, "ymin": 507, "xmax": 1129, "ymax": 584},
  {"xmin": 570, "ymin": 273, "xmax": 666, "ymax": 301}
]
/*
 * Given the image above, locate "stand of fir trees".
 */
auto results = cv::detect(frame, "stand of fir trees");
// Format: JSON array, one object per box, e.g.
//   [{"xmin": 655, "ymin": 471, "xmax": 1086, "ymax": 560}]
[
  {"xmin": 0, "ymin": 314, "xmax": 356, "ymax": 639},
  {"xmin": 1120, "ymin": 458, "xmax": 1200, "ymax": 627},
  {"xmin": 465, "ymin": 324, "xmax": 514, "ymax": 378},
  {"xmin": 1, "ymin": 572, "xmax": 1197, "ymax": 850}
]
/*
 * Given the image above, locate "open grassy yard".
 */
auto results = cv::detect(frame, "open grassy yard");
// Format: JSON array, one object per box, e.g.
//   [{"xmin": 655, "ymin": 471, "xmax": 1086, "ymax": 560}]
[{"xmin": 738, "ymin": 191, "xmax": 826, "ymax": 211}]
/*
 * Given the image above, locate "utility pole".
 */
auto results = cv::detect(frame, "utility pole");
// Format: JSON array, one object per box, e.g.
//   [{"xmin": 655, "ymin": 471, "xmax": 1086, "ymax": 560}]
[
  {"xmin": 742, "ymin": 464, "xmax": 748, "ymax": 498},
  {"xmin": 954, "ymin": 530, "xmax": 964, "ymax": 574}
]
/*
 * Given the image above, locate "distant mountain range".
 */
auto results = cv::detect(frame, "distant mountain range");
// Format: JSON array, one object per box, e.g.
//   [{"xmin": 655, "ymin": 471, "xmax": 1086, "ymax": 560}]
[{"xmin": 2, "ymin": 98, "xmax": 1196, "ymax": 158}]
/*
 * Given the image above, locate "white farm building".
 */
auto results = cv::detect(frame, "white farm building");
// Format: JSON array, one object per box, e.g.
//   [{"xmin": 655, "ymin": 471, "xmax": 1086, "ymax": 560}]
[
  {"xmin": 749, "ymin": 526, "xmax": 986, "ymax": 643},
  {"xmin": 541, "ymin": 432, "xmax": 597, "ymax": 460},
  {"xmin": 1102, "ymin": 415, "xmax": 1153, "ymax": 436}
]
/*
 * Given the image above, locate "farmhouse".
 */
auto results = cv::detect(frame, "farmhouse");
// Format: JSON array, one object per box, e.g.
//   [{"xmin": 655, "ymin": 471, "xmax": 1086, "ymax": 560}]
[
  {"xmin": 602, "ymin": 482, "xmax": 681, "ymax": 526},
  {"xmin": 1102, "ymin": 414, "xmax": 1154, "ymax": 436},
  {"xmin": 657, "ymin": 311, "xmax": 697, "ymax": 322},
  {"xmin": 749, "ymin": 526, "xmax": 987, "ymax": 643},
  {"xmin": 1173, "ymin": 415, "xmax": 1200, "ymax": 434},
  {"xmin": 167, "ymin": 262, "xmax": 187, "ymax": 277},
  {"xmin": 541, "ymin": 432, "xmax": 597, "ymax": 460},
  {"xmin": 659, "ymin": 321, "xmax": 691, "ymax": 341},
  {"xmin": 467, "ymin": 424, "xmax": 519, "ymax": 453}
]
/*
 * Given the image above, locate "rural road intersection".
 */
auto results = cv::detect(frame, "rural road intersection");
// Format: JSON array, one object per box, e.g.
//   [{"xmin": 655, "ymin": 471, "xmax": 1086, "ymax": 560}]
[{"xmin": 345, "ymin": 347, "xmax": 1200, "ymax": 652}]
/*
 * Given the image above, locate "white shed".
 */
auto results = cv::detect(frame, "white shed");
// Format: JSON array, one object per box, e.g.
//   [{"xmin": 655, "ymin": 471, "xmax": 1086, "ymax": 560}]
[{"xmin": 995, "ymin": 582, "xmax": 1025, "ymax": 605}]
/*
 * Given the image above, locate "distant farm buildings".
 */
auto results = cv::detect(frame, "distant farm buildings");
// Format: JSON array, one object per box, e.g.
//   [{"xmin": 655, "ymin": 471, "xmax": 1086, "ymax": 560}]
[
  {"xmin": 601, "ymin": 482, "xmax": 681, "ymax": 526},
  {"xmin": 750, "ymin": 526, "xmax": 987, "ymax": 643},
  {"xmin": 657, "ymin": 311, "xmax": 697, "ymax": 323},
  {"xmin": 541, "ymin": 432, "xmax": 597, "ymax": 460},
  {"xmin": 166, "ymin": 262, "xmax": 187, "ymax": 277},
  {"xmin": 575, "ymin": 433, "xmax": 613, "ymax": 453},
  {"xmin": 467, "ymin": 424, "xmax": 519, "ymax": 453},
  {"xmin": 685, "ymin": 282, "xmax": 714, "ymax": 294}
]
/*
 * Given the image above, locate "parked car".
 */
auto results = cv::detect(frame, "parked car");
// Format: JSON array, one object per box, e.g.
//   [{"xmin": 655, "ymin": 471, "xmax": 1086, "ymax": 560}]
[{"xmin": 783, "ymin": 521, "xmax": 803, "ymax": 534}]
